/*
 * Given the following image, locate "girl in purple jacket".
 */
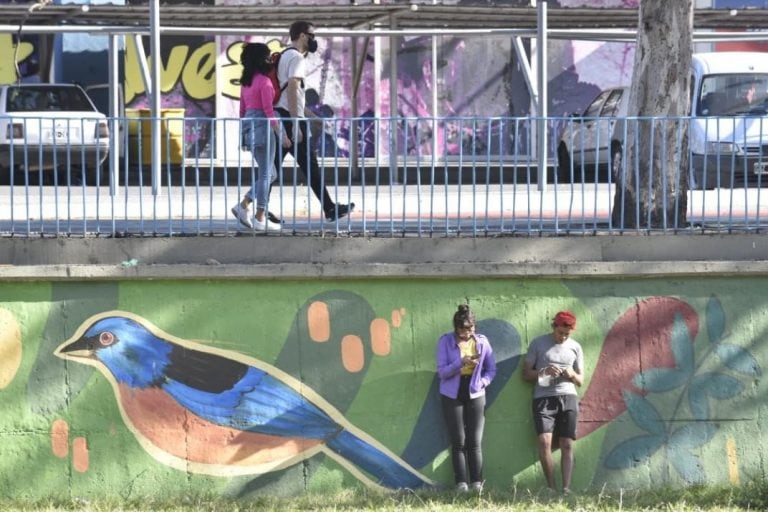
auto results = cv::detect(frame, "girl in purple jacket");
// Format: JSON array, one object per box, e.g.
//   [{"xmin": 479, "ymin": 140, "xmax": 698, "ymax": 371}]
[{"xmin": 435, "ymin": 304, "xmax": 497, "ymax": 492}]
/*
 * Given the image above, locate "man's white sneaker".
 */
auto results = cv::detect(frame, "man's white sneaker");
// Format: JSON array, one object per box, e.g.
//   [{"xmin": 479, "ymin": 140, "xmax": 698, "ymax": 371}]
[
  {"xmin": 254, "ymin": 217, "xmax": 281, "ymax": 232},
  {"xmin": 231, "ymin": 204, "xmax": 253, "ymax": 229}
]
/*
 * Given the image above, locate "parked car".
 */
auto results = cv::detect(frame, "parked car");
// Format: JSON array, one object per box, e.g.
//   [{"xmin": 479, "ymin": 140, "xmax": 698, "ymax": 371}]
[
  {"xmin": 557, "ymin": 86, "xmax": 627, "ymax": 184},
  {"xmin": 0, "ymin": 83, "xmax": 109, "ymax": 183},
  {"xmin": 557, "ymin": 52, "xmax": 768, "ymax": 189}
]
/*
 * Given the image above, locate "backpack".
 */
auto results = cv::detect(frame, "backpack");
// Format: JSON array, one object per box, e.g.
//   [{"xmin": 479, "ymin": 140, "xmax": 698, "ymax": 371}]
[{"xmin": 267, "ymin": 47, "xmax": 298, "ymax": 105}]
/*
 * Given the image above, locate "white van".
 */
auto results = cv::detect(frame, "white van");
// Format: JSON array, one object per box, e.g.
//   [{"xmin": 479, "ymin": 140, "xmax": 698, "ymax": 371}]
[
  {"xmin": 558, "ymin": 51, "xmax": 768, "ymax": 189},
  {"xmin": 688, "ymin": 52, "xmax": 768, "ymax": 188}
]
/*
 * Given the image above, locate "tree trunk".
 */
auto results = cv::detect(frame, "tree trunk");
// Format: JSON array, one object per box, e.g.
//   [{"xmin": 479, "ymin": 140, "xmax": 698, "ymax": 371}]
[{"xmin": 611, "ymin": 0, "xmax": 693, "ymax": 230}]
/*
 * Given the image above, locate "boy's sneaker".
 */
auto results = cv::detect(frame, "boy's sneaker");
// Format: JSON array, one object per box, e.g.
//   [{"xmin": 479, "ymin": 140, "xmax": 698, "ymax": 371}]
[
  {"xmin": 231, "ymin": 204, "xmax": 253, "ymax": 229},
  {"xmin": 471, "ymin": 481, "xmax": 483, "ymax": 492},
  {"xmin": 456, "ymin": 482, "xmax": 469, "ymax": 492},
  {"xmin": 254, "ymin": 217, "xmax": 281, "ymax": 232},
  {"xmin": 325, "ymin": 202, "xmax": 355, "ymax": 221}
]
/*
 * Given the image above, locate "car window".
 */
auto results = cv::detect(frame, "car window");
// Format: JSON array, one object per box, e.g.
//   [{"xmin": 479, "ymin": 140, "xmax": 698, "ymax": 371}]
[
  {"xmin": 6, "ymin": 86, "xmax": 95, "ymax": 112},
  {"xmin": 600, "ymin": 89, "xmax": 624, "ymax": 117},
  {"xmin": 699, "ymin": 73, "xmax": 768, "ymax": 116},
  {"xmin": 583, "ymin": 90, "xmax": 611, "ymax": 118}
]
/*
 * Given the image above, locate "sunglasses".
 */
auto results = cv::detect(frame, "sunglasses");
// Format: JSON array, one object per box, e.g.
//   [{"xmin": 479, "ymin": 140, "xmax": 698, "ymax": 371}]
[{"xmin": 304, "ymin": 32, "xmax": 316, "ymax": 40}]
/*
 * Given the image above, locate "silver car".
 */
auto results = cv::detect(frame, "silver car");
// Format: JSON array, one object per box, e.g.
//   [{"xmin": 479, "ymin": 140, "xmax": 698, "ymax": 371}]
[{"xmin": 556, "ymin": 87, "xmax": 627, "ymax": 184}]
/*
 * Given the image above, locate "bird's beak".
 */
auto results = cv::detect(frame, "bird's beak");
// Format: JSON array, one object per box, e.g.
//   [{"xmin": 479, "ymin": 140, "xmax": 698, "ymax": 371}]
[{"xmin": 54, "ymin": 335, "xmax": 98, "ymax": 360}]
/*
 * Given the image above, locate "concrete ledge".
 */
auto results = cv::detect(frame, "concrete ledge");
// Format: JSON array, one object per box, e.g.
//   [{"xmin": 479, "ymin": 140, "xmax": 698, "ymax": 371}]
[
  {"xmin": 1, "ymin": 234, "xmax": 768, "ymax": 280},
  {"xmin": 1, "ymin": 260, "xmax": 768, "ymax": 281}
]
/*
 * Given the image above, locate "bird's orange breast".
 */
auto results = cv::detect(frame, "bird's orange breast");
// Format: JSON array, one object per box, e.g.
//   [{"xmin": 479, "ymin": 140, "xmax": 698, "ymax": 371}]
[{"xmin": 118, "ymin": 384, "xmax": 324, "ymax": 468}]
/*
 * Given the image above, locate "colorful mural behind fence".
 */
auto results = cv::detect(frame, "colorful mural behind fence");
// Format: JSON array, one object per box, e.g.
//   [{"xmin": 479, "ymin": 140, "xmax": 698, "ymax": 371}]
[
  {"xmin": 0, "ymin": 0, "xmax": 653, "ymax": 160},
  {"xmin": 0, "ymin": 277, "xmax": 764, "ymax": 498}
]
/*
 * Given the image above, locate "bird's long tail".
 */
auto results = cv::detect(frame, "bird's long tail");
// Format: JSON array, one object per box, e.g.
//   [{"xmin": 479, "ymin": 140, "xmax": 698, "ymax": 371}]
[{"xmin": 325, "ymin": 429, "xmax": 432, "ymax": 490}]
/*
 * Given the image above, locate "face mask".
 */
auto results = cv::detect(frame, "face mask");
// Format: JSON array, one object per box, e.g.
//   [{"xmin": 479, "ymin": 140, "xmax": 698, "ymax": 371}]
[{"xmin": 307, "ymin": 39, "xmax": 318, "ymax": 54}]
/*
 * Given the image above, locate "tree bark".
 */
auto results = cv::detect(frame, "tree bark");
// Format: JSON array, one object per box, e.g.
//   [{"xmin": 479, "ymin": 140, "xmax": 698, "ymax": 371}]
[{"xmin": 611, "ymin": 0, "xmax": 693, "ymax": 230}]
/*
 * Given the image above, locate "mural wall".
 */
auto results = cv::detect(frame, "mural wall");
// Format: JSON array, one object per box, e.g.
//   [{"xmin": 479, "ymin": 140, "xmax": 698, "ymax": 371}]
[{"xmin": 0, "ymin": 277, "xmax": 765, "ymax": 498}]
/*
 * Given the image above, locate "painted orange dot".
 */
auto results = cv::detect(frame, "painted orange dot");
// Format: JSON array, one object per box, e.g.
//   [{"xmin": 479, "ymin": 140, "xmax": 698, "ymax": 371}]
[
  {"xmin": 0, "ymin": 308, "xmax": 22, "ymax": 389},
  {"xmin": 370, "ymin": 318, "xmax": 391, "ymax": 356},
  {"xmin": 307, "ymin": 301, "xmax": 330, "ymax": 342},
  {"xmin": 51, "ymin": 419, "xmax": 69, "ymax": 458},
  {"xmin": 72, "ymin": 437, "xmax": 89, "ymax": 473},
  {"xmin": 391, "ymin": 309, "xmax": 402, "ymax": 328},
  {"xmin": 341, "ymin": 335, "xmax": 365, "ymax": 373}
]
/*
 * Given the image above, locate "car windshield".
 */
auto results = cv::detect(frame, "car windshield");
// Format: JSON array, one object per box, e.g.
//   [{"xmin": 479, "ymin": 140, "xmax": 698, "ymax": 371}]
[
  {"xmin": 698, "ymin": 73, "xmax": 768, "ymax": 116},
  {"xmin": 5, "ymin": 86, "xmax": 95, "ymax": 113}
]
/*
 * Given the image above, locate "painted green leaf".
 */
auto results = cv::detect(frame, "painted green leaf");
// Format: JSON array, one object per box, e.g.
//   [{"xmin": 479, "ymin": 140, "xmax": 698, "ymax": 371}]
[
  {"xmin": 624, "ymin": 390, "xmax": 666, "ymax": 436},
  {"xmin": 604, "ymin": 434, "xmax": 664, "ymax": 469},
  {"xmin": 669, "ymin": 422, "xmax": 717, "ymax": 449},
  {"xmin": 669, "ymin": 446, "xmax": 707, "ymax": 484},
  {"xmin": 706, "ymin": 295, "xmax": 725, "ymax": 345},
  {"xmin": 715, "ymin": 344, "xmax": 763, "ymax": 377},
  {"xmin": 671, "ymin": 313, "xmax": 694, "ymax": 374},
  {"xmin": 633, "ymin": 368, "xmax": 687, "ymax": 393}
]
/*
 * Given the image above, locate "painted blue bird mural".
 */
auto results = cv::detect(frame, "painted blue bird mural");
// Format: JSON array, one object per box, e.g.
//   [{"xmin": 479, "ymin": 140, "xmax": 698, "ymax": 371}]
[{"xmin": 54, "ymin": 311, "xmax": 433, "ymax": 490}]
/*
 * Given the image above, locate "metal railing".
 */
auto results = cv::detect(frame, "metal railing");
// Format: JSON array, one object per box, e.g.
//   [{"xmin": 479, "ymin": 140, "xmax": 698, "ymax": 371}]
[{"xmin": 1, "ymin": 114, "xmax": 767, "ymax": 237}]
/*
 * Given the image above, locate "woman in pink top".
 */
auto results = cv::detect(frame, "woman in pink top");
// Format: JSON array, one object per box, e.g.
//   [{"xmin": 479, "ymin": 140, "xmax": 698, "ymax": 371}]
[{"xmin": 231, "ymin": 43, "xmax": 291, "ymax": 232}]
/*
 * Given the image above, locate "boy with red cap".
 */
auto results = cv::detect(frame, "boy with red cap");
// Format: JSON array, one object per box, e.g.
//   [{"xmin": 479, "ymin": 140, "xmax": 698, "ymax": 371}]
[{"xmin": 522, "ymin": 310, "xmax": 585, "ymax": 494}]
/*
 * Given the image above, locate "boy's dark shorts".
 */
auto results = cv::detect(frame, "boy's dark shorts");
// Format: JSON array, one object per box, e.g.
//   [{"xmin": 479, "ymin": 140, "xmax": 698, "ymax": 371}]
[{"xmin": 532, "ymin": 394, "xmax": 579, "ymax": 439}]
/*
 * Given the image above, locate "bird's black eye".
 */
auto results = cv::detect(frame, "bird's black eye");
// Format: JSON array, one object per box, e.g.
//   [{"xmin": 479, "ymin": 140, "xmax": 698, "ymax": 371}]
[{"xmin": 99, "ymin": 332, "xmax": 115, "ymax": 347}]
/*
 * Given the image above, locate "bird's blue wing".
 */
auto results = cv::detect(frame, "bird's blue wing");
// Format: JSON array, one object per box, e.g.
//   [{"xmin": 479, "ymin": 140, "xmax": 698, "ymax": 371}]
[{"xmin": 164, "ymin": 366, "xmax": 340, "ymax": 440}]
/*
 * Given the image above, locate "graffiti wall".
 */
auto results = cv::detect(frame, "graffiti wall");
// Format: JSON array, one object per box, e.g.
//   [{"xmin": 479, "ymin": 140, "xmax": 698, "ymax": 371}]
[
  {"xmin": 0, "ymin": 277, "xmax": 764, "ymax": 498},
  {"xmin": 0, "ymin": 0, "xmax": 647, "ymax": 159}
]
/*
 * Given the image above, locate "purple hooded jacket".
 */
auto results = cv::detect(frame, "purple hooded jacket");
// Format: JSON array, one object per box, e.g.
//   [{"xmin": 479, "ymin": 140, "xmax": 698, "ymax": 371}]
[{"xmin": 436, "ymin": 332, "xmax": 496, "ymax": 399}]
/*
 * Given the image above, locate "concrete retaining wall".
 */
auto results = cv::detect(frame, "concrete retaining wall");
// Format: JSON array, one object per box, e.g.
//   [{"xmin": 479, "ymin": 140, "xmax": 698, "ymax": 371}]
[{"xmin": 0, "ymin": 235, "xmax": 766, "ymax": 498}]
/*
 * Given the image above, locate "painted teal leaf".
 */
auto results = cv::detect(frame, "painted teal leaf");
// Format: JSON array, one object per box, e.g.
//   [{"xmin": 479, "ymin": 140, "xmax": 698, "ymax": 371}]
[
  {"xmin": 633, "ymin": 368, "xmax": 687, "ymax": 392},
  {"xmin": 671, "ymin": 313, "xmax": 694, "ymax": 374},
  {"xmin": 706, "ymin": 295, "xmax": 726, "ymax": 345},
  {"xmin": 715, "ymin": 344, "xmax": 763, "ymax": 377},
  {"xmin": 604, "ymin": 434, "xmax": 664, "ymax": 469},
  {"xmin": 669, "ymin": 422, "xmax": 718, "ymax": 449},
  {"xmin": 669, "ymin": 446, "xmax": 707, "ymax": 484},
  {"xmin": 624, "ymin": 390, "xmax": 666, "ymax": 436},
  {"xmin": 703, "ymin": 373, "xmax": 744, "ymax": 399},
  {"xmin": 687, "ymin": 378, "xmax": 710, "ymax": 420}
]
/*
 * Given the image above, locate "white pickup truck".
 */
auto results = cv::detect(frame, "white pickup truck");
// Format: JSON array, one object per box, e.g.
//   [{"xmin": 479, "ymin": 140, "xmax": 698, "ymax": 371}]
[{"xmin": 558, "ymin": 51, "xmax": 768, "ymax": 189}]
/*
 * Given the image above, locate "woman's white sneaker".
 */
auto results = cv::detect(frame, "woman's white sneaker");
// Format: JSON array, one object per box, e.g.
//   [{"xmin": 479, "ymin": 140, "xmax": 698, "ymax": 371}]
[
  {"xmin": 254, "ymin": 217, "xmax": 281, "ymax": 232},
  {"xmin": 231, "ymin": 204, "xmax": 253, "ymax": 229}
]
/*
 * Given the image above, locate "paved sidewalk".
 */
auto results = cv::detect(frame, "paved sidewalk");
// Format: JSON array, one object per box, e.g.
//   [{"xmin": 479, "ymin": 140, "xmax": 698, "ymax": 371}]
[{"xmin": 1, "ymin": 182, "xmax": 767, "ymax": 236}]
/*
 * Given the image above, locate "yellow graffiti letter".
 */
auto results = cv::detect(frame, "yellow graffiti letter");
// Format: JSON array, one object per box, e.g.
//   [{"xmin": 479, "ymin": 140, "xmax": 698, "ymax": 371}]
[
  {"xmin": 181, "ymin": 41, "xmax": 216, "ymax": 101},
  {"xmin": 0, "ymin": 34, "xmax": 35, "ymax": 84}
]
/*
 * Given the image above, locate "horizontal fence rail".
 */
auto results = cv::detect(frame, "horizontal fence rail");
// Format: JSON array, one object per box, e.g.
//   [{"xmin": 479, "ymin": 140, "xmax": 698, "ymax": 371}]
[{"xmin": 1, "ymin": 114, "xmax": 767, "ymax": 237}]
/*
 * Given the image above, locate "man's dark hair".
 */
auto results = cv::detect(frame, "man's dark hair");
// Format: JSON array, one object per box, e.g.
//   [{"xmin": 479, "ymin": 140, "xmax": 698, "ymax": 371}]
[{"xmin": 290, "ymin": 21, "xmax": 315, "ymax": 41}]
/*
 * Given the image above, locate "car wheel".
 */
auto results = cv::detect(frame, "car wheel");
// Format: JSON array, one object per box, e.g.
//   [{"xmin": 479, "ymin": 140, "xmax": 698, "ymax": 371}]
[
  {"xmin": 557, "ymin": 143, "xmax": 572, "ymax": 184},
  {"xmin": 688, "ymin": 169, "xmax": 717, "ymax": 190},
  {"xmin": 86, "ymin": 165, "xmax": 106, "ymax": 186},
  {"xmin": 610, "ymin": 143, "xmax": 623, "ymax": 183}
]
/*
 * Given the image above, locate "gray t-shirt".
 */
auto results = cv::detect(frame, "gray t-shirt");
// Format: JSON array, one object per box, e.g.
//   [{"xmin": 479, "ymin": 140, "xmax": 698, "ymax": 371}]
[{"xmin": 525, "ymin": 333, "xmax": 584, "ymax": 399}]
